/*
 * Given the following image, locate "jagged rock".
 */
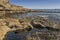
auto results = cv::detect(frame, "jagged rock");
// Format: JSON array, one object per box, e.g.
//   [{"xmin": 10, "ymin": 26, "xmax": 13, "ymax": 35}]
[
  {"xmin": 0, "ymin": 18, "xmax": 33, "ymax": 31},
  {"xmin": 0, "ymin": 0, "xmax": 42, "ymax": 16},
  {"xmin": 0, "ymin": 18, "xmax": 32, "ymax": 40},
  {"xmin": 0, "ymin": 0, "xmax": 32, "ymax": 16},
  {"xmin": 26, "ymin": 31, "xmax": 58, "ymax": 40},
  {"xmin": 0, "ymin": 0, "xmax": 60, "ymax": 40},
  {"xmin": 0, "ymin": 0, "xmax": 26, "ymax": 10},
  {"xmin": 0, "ymin": 16, "xmax": 60, "ymax": 40},
  {"xmin": 31, "ymin": 16, "xmax": 60, "ymax": 30},
  {"xmin": 0, "ymin": 21, "xmax": 10, "ymax": 40}
]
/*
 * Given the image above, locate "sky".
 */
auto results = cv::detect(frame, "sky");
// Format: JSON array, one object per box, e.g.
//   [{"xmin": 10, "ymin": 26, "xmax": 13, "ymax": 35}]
[{"xmin": 9, "ymin": 0, "xmax": 60, "ymax": 9}]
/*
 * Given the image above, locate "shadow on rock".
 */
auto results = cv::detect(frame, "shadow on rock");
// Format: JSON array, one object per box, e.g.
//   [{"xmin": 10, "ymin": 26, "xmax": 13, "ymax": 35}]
[{"xmin": 3, "ymin": 31, "xmax": 21, "ymax": 40}]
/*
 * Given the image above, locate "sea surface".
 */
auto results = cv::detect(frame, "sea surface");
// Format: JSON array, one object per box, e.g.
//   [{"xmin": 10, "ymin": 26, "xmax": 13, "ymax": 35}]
[
  {"xmin": 12, "ymin": 9, "xmax": 60, "ymax": 22},
  {"xmin": 4, "ymin": 9, "xmax": 60, "ymax": 40}
]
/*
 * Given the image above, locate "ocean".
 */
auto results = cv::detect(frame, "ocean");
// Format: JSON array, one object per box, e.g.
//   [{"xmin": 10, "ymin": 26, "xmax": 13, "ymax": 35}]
[{"xmin": 12, "ymin": 9, "xmax": 60, "ymax": 22}]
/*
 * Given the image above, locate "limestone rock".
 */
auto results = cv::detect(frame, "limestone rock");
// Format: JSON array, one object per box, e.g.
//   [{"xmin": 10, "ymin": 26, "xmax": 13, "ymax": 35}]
[
  {"xmin": 31, "ymin": 16, "xmax": 60, "ymax": 30},
  {"xmin": 0, "ymin": 16, "xmax": 60, "ymax": 40},
  {"xmin": 0, "ymin": 22, "xmax": 10, "ymax": 40},
  {"xmin": 0, "ymin": 0, "xmax": 40, "ymax": 12},
  {"xmin": 0, "ymin": 18, "xmax": 32, "ymax": 40},
  {"xmin": 0, "ymin": 0, "xmax": 31, "ymax": 16}
]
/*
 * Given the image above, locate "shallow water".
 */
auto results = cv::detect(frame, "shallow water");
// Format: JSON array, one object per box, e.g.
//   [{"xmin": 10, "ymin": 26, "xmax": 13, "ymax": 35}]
[
  {"xmin": 12, "ymin": 12, "xmax": 60, "ymax": 22},
  {"xmin": 4, "ymin": 12, "xmax": 60, "ymax": 40}
]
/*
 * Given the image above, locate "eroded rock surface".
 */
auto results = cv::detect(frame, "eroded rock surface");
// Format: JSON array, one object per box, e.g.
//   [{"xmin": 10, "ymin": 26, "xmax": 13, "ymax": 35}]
[
  {"xmin": 0, "ymin": 19, "xmax": 10, "ymax": 40},
  {"xmin": 0, "ymin": 0, "xmax": 60, "ymax": 40},
  {"xmin": 27, "ymin": 29, "xmax": 60, "ymax": 40},
  {"xmin": 0, "ymin": 0, "xmax": 32, "ymax": 16},
  {"xmin": 0, "ymin": 16, "xmax": 60, "ymax": 40},
  {"xmin": 0, "ymin": 18, "xmax": 32, "ymax": 40},
  {"xmin": 31, "ymin": 17, "xmax": 60, "ymax": 30}
]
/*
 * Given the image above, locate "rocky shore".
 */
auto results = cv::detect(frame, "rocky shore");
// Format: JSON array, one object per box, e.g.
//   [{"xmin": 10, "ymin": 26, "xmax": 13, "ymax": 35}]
[
  {"xmin": 0, "ymin": 0, "xmax": 60, "ymax": 40},
  {"xmin": 0, "ymin": 16, "xmax": 60, "ymax": 40},
  {"xmin": 0, "ymin": 0, "xmax": 42, "ymax": 16}
]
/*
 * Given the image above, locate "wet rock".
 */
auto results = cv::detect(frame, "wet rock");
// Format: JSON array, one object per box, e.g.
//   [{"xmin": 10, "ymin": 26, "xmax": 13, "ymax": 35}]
[
  {"xmin": 31, "ymin": 17, "xmax": 60, "ymax": 30},
  {"xmin": 26, "ymin": 30, "xmax": 58, "ymax": 40},
  {"xmin": 0, "ymin": 16, "xmax": 60, "ymax": 40},
  {"xmin": 0, "ymin": 24, "xmax": 10, "ymax": 40},
  {"xmin": 31, "ymin": 10, "xmax": 43, "ymax": 12},
  {"xmin": 0, "ymin": 18, "xmax": 32, "ymax": 40}
]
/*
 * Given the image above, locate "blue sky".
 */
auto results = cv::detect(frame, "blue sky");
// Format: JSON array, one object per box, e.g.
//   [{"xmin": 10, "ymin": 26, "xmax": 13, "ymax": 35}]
[{"xmin": 9, "ymin": 0, "xmax": 60, "ymax": 9}]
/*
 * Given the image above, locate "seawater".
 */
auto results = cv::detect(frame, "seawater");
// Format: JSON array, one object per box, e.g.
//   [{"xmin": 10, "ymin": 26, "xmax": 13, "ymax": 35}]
[
  {"xmin": 12, "ymin": 12, "xmax": 60, "ymax": 22},
  {"xmin": 4, "ymin": 10, "xmax": 60, "ymax": 40}
]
